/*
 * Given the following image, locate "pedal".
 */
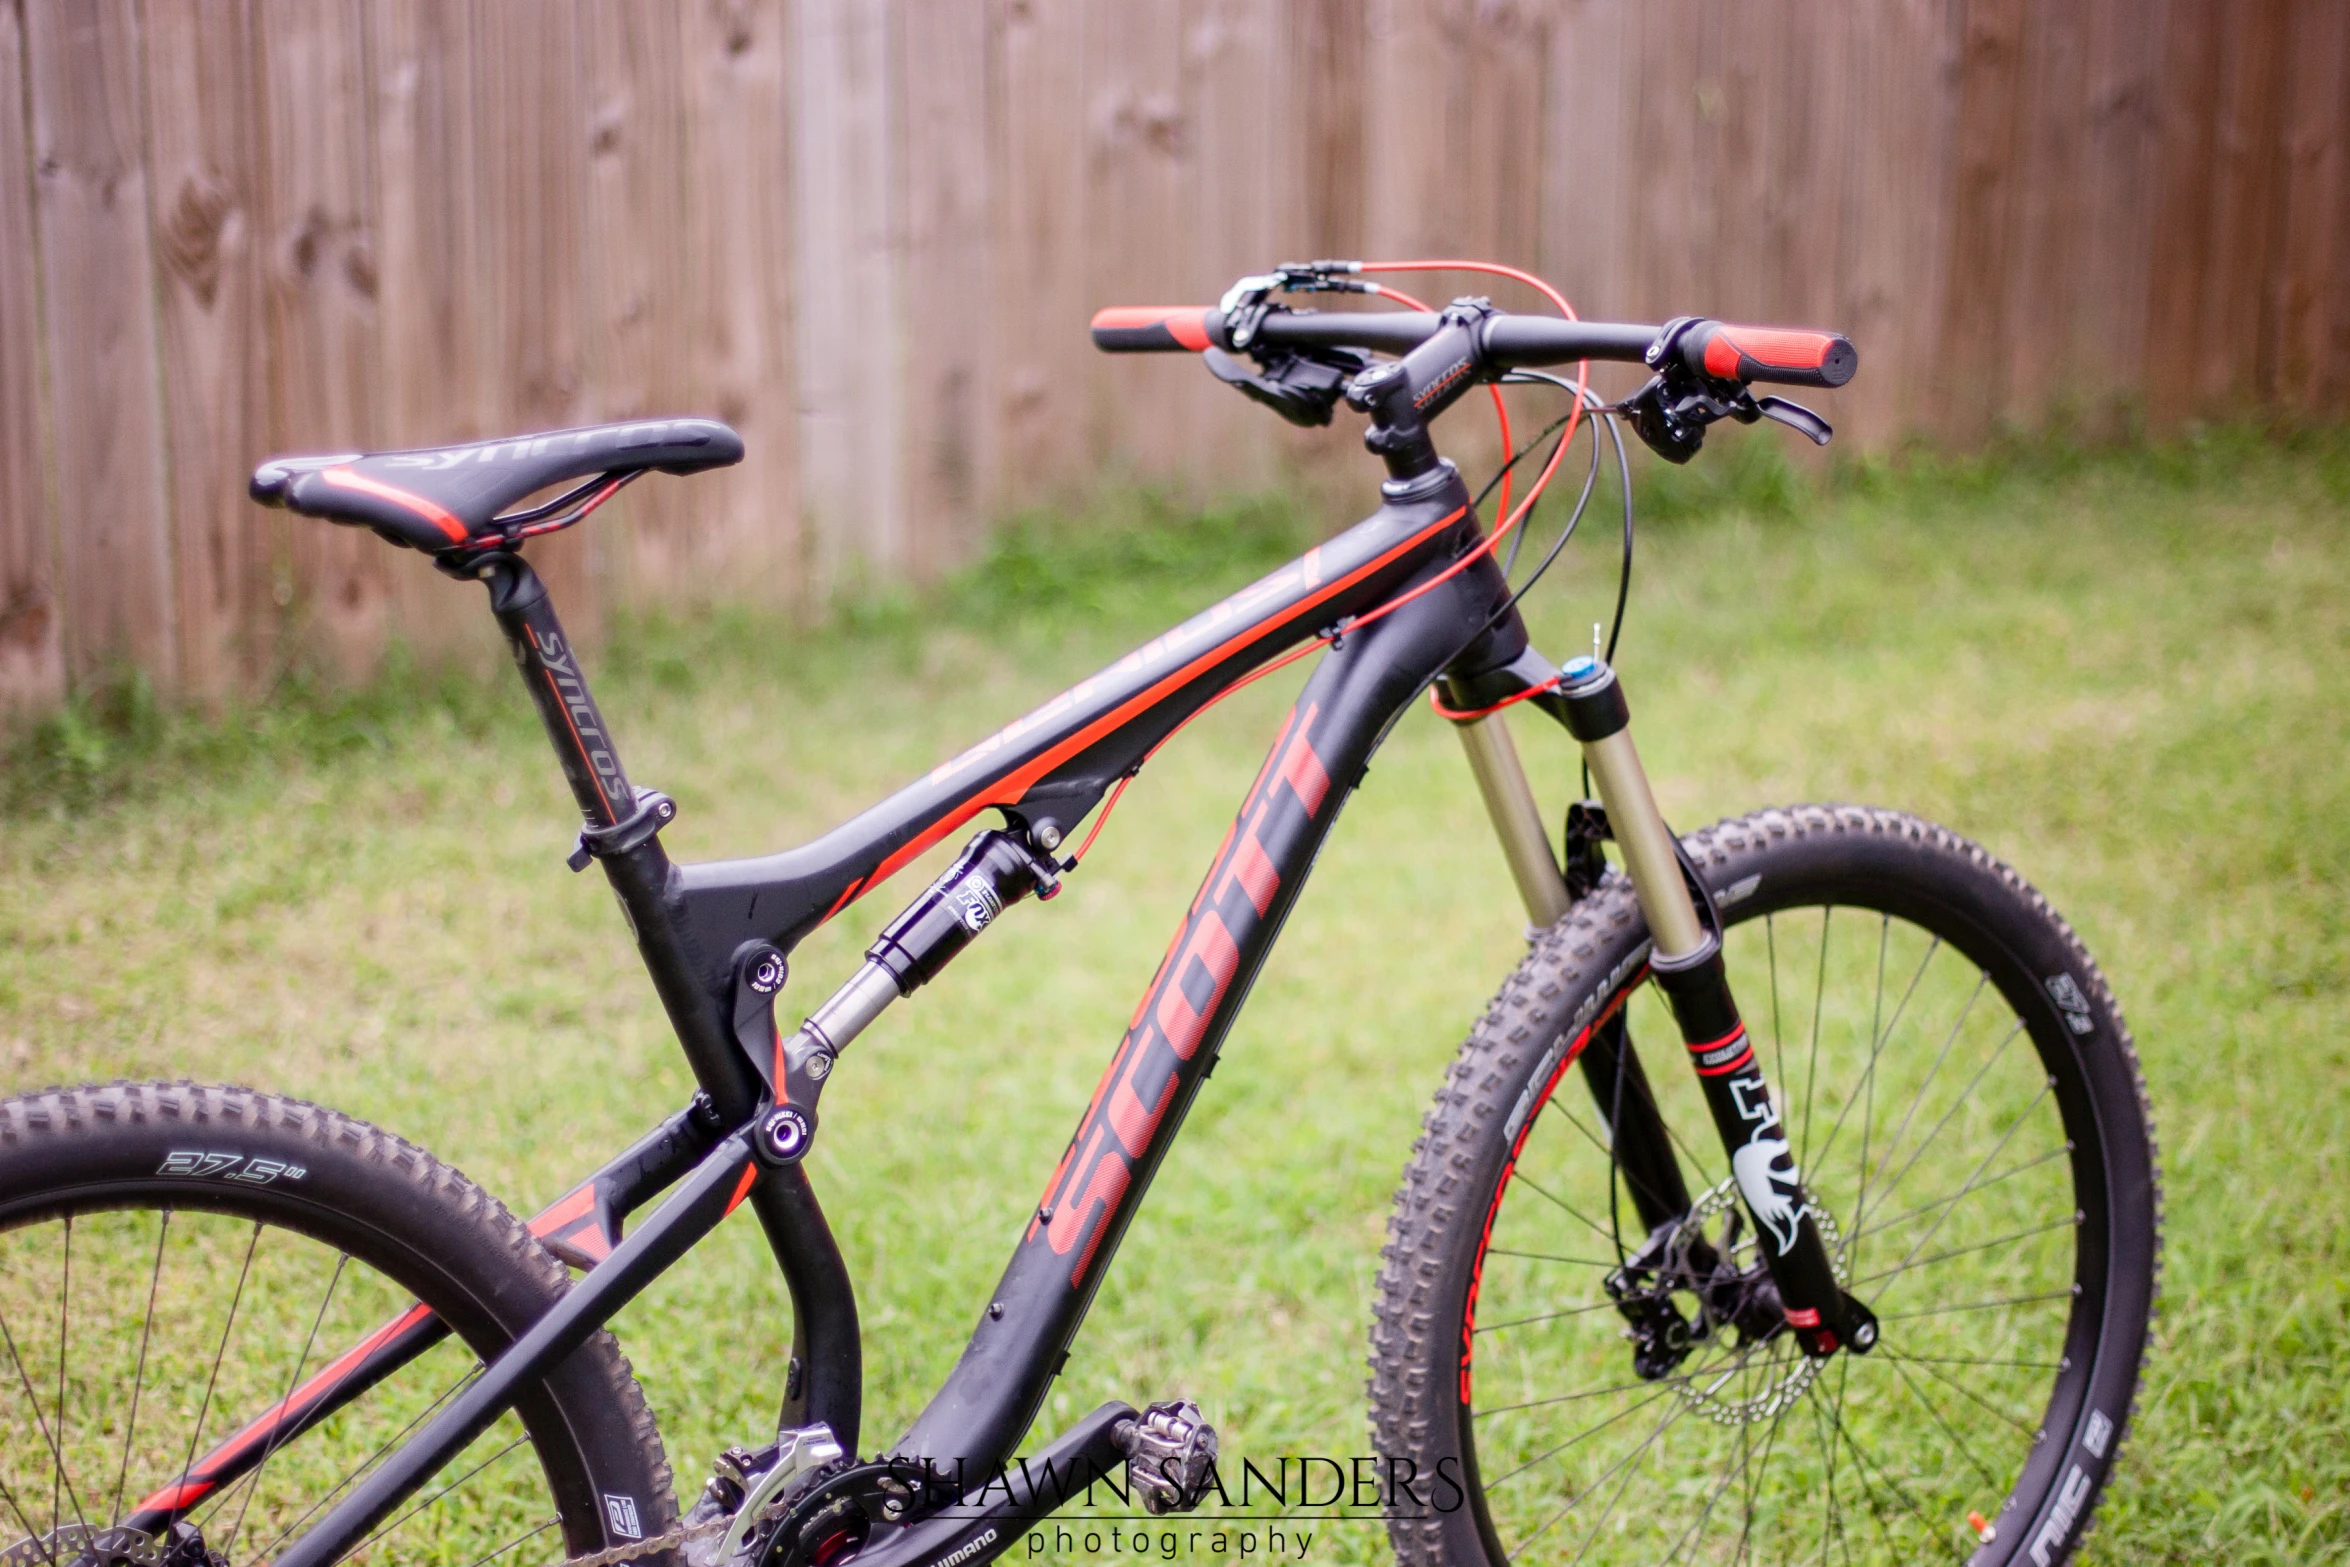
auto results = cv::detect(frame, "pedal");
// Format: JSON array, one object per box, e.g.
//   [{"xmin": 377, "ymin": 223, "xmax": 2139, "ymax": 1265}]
[{"xmin": 1114, "ymin": 1400, "xmax": 1219, "ymax": 1516}]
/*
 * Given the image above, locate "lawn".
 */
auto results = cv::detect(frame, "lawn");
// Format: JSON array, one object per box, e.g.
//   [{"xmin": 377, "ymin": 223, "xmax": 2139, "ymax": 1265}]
[{"xmin": 1, "ymin": 428, "xmax": 2344, "ymax": 1564}]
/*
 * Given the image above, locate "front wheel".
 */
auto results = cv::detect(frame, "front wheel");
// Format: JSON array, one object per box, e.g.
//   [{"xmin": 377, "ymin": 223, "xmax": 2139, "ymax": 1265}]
[{"xmin": 1370, "ymin": 805, "xmax": 2160, "ymax": 1567}]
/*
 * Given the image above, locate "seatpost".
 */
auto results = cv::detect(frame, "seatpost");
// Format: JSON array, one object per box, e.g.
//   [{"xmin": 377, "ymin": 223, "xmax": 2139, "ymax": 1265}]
[
  {"xmin": 1555, "ymin": 654, "xmax": 1876, "ymax": 1359},
  {"xmin": 473, "ymin": 553, "xmax": 636, "ymax": 831}
]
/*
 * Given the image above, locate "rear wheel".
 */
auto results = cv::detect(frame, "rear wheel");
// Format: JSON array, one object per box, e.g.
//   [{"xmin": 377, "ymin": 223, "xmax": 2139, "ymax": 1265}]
[
  {"xmin": 0, "ymin": 1082, "xmax": 679, "ymax": 1567},
  {"xmin": 1370, "ymin": 806, "xmax": 2160, "ymax": 1566}
]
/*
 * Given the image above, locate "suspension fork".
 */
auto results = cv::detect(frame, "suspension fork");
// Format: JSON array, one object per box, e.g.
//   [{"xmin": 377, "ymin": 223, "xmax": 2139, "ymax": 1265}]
[
  {"xmin": 1448, "ymin": 702, "xmax": 1692, "ymax": 1237},
  {"xmin": 1555, "ymin": 655, "xmax": 1875, "ymax": 1357}
]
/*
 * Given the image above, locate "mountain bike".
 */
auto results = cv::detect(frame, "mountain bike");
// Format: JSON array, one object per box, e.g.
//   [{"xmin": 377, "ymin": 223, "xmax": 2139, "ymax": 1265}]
[{"xmin": 0, "ymin": 259, "xmax": 2158, "ymax": 1567}]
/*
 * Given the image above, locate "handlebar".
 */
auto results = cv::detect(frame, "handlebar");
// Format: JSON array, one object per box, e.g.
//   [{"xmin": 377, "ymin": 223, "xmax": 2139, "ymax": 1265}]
[{"xmin": 1088, "ymin": 304, "xmax": 1856, "ymax": 390}]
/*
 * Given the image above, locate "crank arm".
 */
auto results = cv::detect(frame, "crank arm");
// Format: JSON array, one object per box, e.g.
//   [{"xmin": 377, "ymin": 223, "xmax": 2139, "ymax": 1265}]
[{"xmin": 849, "ymin": 1404, "xmax": 1137, "ymax": 1567}]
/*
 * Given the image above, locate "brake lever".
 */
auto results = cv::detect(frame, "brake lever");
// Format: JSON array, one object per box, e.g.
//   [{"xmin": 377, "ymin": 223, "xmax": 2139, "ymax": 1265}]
[
  {"xmin": 1204, "ymin": 345, "xmax": 1370, "ymax": 428},
  {"xmin": 1749, "ymin": 395, "xmax": 1833, "ymax": 446},
  {"xmin": 1621, "ymin": 369, "xmax": 1835, "ymax": 463}
]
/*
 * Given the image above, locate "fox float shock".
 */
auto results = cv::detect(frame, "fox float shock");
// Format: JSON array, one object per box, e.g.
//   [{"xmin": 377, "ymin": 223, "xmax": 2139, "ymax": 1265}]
[
  {"xmin": 731, "ymin": 829, "xmax": 1067, "ymax": 1165},
  {"xmin": 1554, "ymin": 655, "xmax": 1877, "ymax": 1358}
]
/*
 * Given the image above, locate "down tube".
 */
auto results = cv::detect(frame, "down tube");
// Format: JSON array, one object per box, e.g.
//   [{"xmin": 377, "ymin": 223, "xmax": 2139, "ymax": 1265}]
[{"xmin": 892, "ymin": 582, "xmax": 1483, "ymax": 1474}]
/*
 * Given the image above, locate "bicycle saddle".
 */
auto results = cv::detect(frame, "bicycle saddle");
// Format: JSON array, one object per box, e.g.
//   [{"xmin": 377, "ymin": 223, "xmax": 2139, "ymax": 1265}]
[{"xmin": 250, "ymin": 417, "xmax": 743, "ymax": 553}]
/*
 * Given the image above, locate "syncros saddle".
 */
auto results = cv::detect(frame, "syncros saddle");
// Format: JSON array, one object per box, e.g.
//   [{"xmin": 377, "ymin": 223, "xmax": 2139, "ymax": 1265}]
[{"xmin": 251, "ymin": 416, "xmax": 743, "ymax": 553}]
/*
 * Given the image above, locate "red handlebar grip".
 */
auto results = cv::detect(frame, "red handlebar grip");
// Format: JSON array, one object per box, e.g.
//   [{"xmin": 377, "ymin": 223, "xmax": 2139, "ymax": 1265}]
[
  {"xmin": 1090, "ymin": 307, "xmax": 1219, "ymax": 353},
  {"xmin": 1691, "ymin": 323, "xmax": 1858, "ymax": 389}
]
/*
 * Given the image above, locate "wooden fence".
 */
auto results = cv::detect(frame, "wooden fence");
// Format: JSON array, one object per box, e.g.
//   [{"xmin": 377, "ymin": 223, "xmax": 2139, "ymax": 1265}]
[{"xmin": 1, "ymin": 0, "xmax": 2344, "ymax": 711}]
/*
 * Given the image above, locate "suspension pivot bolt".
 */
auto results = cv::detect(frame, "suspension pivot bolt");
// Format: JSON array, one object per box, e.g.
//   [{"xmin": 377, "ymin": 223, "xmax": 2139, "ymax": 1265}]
[
  {"xmin": 760, "ymin": 1105, "xmax": 813, "ymax": 1163},
  {"xmin": 749, "ymin": 951, "xmax": 787, "ymax": 995}
]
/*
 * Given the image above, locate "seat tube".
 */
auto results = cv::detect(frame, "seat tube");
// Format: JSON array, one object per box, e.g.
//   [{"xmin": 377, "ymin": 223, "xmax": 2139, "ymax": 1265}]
[
  {"xmin": 1556, "ymin": 654, "xmax": 1876, "ymax": 1358},
  {"xmin": 472, "ymin": 553, "xmax": 634, "ymax": 829}
]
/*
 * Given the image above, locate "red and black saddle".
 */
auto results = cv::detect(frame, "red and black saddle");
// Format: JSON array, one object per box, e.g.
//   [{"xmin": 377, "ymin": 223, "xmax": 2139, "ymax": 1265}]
[{"xmin": 251, "ymin": 417, "xmax": 743, "ymax": 554}]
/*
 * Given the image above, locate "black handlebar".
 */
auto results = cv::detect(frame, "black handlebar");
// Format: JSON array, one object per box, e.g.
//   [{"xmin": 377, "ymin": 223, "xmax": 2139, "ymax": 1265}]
[{"xmin": 1090, "ymin": 303, "xmax": 1857, "ymax": 390}]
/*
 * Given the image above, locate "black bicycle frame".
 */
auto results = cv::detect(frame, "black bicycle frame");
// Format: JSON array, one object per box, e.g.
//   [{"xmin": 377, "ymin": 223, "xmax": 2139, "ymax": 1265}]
[
  {"xmin": 189, "ymin": 285, "xmax": 1879, "ymax": 1567},
  {"xmin": 251, "ymin": 417, "xmax": 1598, "ymax": 1567}
]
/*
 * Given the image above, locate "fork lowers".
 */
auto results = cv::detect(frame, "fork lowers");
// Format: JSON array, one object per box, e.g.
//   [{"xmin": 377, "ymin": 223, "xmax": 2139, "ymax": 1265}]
[{"xmin": 1557, "ymin": 655, "xmax": 1876, "ymax": 1358}]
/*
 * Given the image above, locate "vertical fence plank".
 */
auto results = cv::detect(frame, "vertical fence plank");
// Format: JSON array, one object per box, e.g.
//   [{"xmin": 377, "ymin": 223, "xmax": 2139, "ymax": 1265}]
[
  {"xmin": 2062, "ymin": 0, "xmax": 2168, "ymax": 434},
  {"xmin": 367, "ymin": 0, "xmax": 490, "ymax": 661},
  {"xmin": 1081, "ymin": 0, "xmax": 1188, "ymax": 479},
  {"xmin": 896, "ymin": 0, "xmax": 995, "ymax": 569},
  {"xmin": 1934, "ymin": 0, "xmax": 2029, "ymax": 440},
  {"xmin": 1363, "ymin": 0, "xmax": 1467, "ymax": 258},
  {"xmin": 0, "ymin": 0, "xmax": 63, "ymax": 711},
  {"xmin": 1290, "ymin": 0, "xmax": 1363, "ymax": 263},
  {"xmin": 792, "ymin": 0, "xmax": 904, "ymax": 589},
  {"xmin": 467, "ymin": 0, "xmax": 598, "ymax": 637},
  {"xmin": 1540, "ymin": 0, "xmax": 1631, "ymax": 318},
  {"xmin": 256, "ymin": 0, "xmax": 388, "ymax": 679},
  {"xmin": 675, "ymin": 0, "xmax": 799, "ymax": 606},
  {"xmin": 994, "ymin": 0, "xmax": 1091, "ymax": 508},
  {"xmin": 1181, "ymin": 0, "xmax": 1282, "ymax": 494},
  {"xmin": 2200, "ymin": 0, "xmax": 2292, "ymax": 409},
  {"xmin": 143, "ymin": 0, "xmax": 277, "ymax": 700},
  {"xmin": 26, "ymin": 0, "xmax": 176, "ymax": 688},
  {"xmin": 578, "ymin": 0, "xmax": 690, "ymax": 604},
  {"xmin": 2271, "ymin": 0, "xmax": 2348, "ymax": 414},
  {"xmin": 1836, "ymin": 0, "xmax": 1961, "ymax": 449}
]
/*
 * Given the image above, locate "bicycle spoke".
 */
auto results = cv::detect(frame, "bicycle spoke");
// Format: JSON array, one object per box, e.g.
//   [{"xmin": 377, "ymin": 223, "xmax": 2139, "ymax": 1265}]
[
  {"xmin": 177, "ymin": 1222, "xmax": 263, "ymax": 1518},
  {"xmin": 248, "ymin": 1362, "xmax": 481, "ymax": 1564},
  {"xmin": 1560, "ymin": 1400, "xmax": 1691, "ymax": 1561},
  {"xmin": 1853, "ymin": 1143, "xmax": 2069, "ymax": 1243},
  {"xmin": 1881, "ymin": 1080, "xmax": 2055, "ymax": 1281},
  {"xmin": 1821, "ymin": 1366, "xmax": 1958, "ymax": 1564},
  {"xmin": 1876, "ymin": 1287, "xmax": 2073, "ymax": 1323},
  {"xmin": 1863, "ymin": 975, "xmax": 1987, "ymax": 1218},
  {"xmin": 1799, "ymin": 906, "xmax": 1830, "ymax": 1172},
  {"xmin": 1511, "ymin": 1392, "xmax": 1690, "ymax": 1559},
  {"xmin": 1482, "ymin": 1387, "xmax": 1671, "ymax": 1490},
  {"xmin": 1870, "ymin": 1349, "xmax": 2063, "ymax": 1373},
  {"xmin": 54, "ymin": 1216, "xmax": 75, "ymax": 1536},
  {"xmin": 346, "ymin": 1434, "xmax": 529, "ymax": 1566},
  {"xmin": 1887, "ymin": 1356, "xmax": 2005, "ymax": 1493},
  {"xmin": 1471, "ymin": 1298, "xmax": 1620, "ymax": 1335},
  {"xmin": 1538, "ymin": 1098, "xmax": 1616, "ymax": 1166},
  {"xmin": 0, "ymin": 1302, "xmax": 90, "ymax": 1539},
  {"xmin": 1809, "ymin": 925, "xmax": 1936, "ymax": 1193},
  {"xmin": 0, "ymin": 1474, "xmax": 62, "ymax": 1567},
  {"xmin": 1473, "ymin": 1374, "xmax": 1674, "ymax": 1418},
  {"xmin": 454, "ymin": 1517, "xmax": 560, "ymax": 1567},
  {"xmin": 1503, "ymin": 1169, "xmax": 1619, "ymax": 1249},
  {"xmin": 220, "ymin": 1252, "xmax": 350, "ymax": 1560},
  {"xmin": 110, "ymin": 1210, "xmax": 171, "ymax": 1527},
  {"xmin": 1483, "ymin": 1246, "xmax": 1623, "ymax": 1270},
  {"xmin": 1891, "ymin": 1352, "xmax": 2043, "ymax": 1439},
  {"xmin": 1734, "ymin": 1355, "xmax": 1795, "ymax": 1564},
  {"xmin": 1855, "ymin": 1212, "xmax": 2077, "ymax": 1290},
  {"xmin": 1867, "ymin": 1019, "xmax": 2027, "ymax": 1219}
]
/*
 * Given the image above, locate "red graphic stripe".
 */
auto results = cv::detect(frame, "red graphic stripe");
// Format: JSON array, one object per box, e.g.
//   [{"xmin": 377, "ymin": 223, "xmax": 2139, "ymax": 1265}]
[
  {"xmin": 138, "ymin": 1301, "xmax": 439, "ymax": 1513},
  {"xmin": 529, "ymin": 627, "xmax": 619, "ymax": 821},
  {"xmin": 320, "ymin": 466, "xmax": 468, "ymax": 543},
  {"xmin": 723, "ymin": 1160, "xmax": 760, "ymax": 1216},
  {"xmin": 1459, "ymin": 975, "xmax": 1645, "ymax": 1404},
  {"xmin": 835, "ymin": 507, "xmax": 1467, "ymax": 914}
]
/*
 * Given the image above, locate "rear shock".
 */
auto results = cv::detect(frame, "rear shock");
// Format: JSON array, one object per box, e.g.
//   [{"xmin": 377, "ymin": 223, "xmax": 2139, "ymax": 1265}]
[{"xmin": 1555, "ymin": 654, "xmax": 1876, "ymax": 1358}]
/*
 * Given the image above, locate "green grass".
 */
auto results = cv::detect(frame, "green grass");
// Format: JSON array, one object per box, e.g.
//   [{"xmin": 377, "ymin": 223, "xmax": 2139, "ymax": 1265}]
[{"xmin": 0, "ymin": 428, "xmax": 2345, "ymax": 1563}]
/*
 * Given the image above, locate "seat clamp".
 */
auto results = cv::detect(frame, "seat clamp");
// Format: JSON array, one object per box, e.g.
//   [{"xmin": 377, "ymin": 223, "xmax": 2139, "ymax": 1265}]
[{"xmin": 567, "ymin": 788, "xmax": 677, "ymax": 872}]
